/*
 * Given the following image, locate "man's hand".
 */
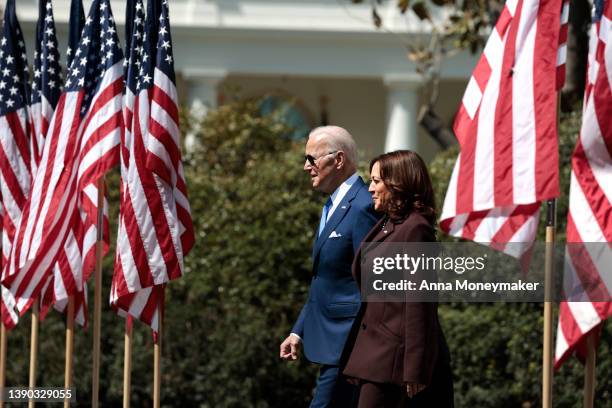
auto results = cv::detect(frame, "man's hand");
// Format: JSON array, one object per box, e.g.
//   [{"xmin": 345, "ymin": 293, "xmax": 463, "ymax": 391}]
[
  {"xmin": 279, "ymin": 334, "xmax": 301, "ymax": 360},
  {"xmin": 406, "ymin": 383, "xmax": 425, "ymax": 398}
]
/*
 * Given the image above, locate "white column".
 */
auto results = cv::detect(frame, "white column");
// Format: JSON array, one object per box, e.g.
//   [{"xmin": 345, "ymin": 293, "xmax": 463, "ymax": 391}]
[
  {"xmin": 182, "ymin": 68, "xmax": 227, "ymax": 109},
  {"xmin": 181, "ymin": 69, "xmax": 227, "ymax": 152},
  {"xmin": 383, "ymin": 74, "xmax": 421, "ymax": 153}
]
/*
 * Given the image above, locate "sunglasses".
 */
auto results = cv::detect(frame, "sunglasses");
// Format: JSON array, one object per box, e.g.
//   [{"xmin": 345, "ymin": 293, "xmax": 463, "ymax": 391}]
[{"xmin": 304, "ymin": 151, "xmax": 338, "ymax": 167}]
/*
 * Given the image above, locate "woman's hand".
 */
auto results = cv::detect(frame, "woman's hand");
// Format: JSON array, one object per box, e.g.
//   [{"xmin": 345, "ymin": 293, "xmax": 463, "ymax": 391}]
[{"xmin": 406, "ymin": 383, "xmax": 425, "ymax": 397}]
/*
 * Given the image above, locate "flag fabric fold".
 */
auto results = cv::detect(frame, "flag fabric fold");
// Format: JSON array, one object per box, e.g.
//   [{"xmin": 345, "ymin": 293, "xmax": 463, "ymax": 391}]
[
  {"xmin": 554, "ymin": 0, "xmax": 612, "ymax": 369},
  {"xmin": 440, "ymin": 0, "xmax": 564, "ymax": 256},
  {"xmin": 30, "ymin": 0, "xmax": 61, "ymax": 175},
  {"xmin": 0, "ymin": 0, "xmax": 33, "ymax": 329},
  {"xmin": 37, "ymin": 0, "xmax": 92, "ymax": 328},
  {"xmin": 111, "ymin": 0, "xmax": 194, "ymax": 333}
]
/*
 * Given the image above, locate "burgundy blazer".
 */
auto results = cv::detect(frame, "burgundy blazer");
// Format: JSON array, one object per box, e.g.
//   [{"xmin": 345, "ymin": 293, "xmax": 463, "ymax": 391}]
[{"xmin": 342, "ymin": 212, "xmax": 449, "ymax": 386}]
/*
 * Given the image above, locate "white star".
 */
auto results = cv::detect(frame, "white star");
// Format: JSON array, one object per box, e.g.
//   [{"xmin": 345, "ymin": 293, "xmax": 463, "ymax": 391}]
[
  {"xmin": 134, "ymin": 17, "xmax": 142, "ymax": 25},
  {"xmin": 9, "ymin": 86, "xmax": 17, "ymax": 95},
  {"xmin": 106, "ymin": 50, "xmax": 113, "ymax": 59},
  {"xmin": 162, "ymin": 41, "xmax": 170, "ymax": 50},
  {"xmin": 18, "ymin": 40, "xmax": 24, "ymax": 48},
  {"xmin": 78, "ymin": 78, "xmax": 85, "ymax": 86},
  {"xmin": 34, "ymin": 69, "xmax": 41, "ymax": 78},
  {"xmin": 165, "ymin": 55, "xmax": 173, "ymax": 63},
  {"xmin": 46, "ymin": 2, "xmax": 52, "ymax": 10},
  {"xmin": 106, "ymin": 38, "xmax": 114, "ymax": 47},
  {"xmin": 159, "ymin": 26, "xmax": 168, "ymax": 35},
  {"xmin": 65, "ymin": 78, "xmax": 72, "ymax": 87},
  {"xmin": 85, "ymin": 16, "xmax": 93, "ymax": 26},
  {"xmin": 142, "ymin": 53, "xmax": 148, "ymax": 63},
  {"xmin": 49, "ymin": 80, "xmax": 56, "ymax": 88},
  {"xmin": 46, "ymin": 40, "xmax": 55, "ymax": 49},
  {"xmin": 67, "ymin": 47, "xmax": 72, "ymax": 56},
  {"xmin": 13, "ymin": 75, "xmax": 19, "ymax": 82},
  {"xmin": 6, "ymin": 99, "xmax": 14, "ymax": 108},
  {"xmin": 2, "ymin": 68, "xmax": 9, "ymax": 76},
  {"xmin": 45, "ymin": 14, "xmax": 53, "ymax": 23},
  {"xmin": 48, "ymin": 67, "xmax": 56, "ymax": 75},
  {"xmin": 80, "ymin": 57, "xmax": 87, "ymax": 66},
  {"xmin": 6, "ymin": 55, "xmax": 14, "ymax": 64},
  {"xmin": 82, "ymin": 37, "xmax": 91, "ymax": 46},
  {"xmin": 75, "ymin": 48, "xmax": 82, "ymax": 57},
  {"xmin": 143, "ymin": 73, "xmax": 151, "ymax": 83},
  {"xmin": 100, "ymin": 2, "xmax": 108, "ymax": 11},
  {"xmin": 0, "ymin": 38, "xmax": 6, "ymax": 46},
  {"xmin": 47, "ymin": 54, "xmax": 55, "ymax": 62},
  {"xmin": 136, "ymin": 2, "xmax": 143, "ymax": 11},
  {"xmin": 0, "ymin": 80, "xmax": 6, "ymax": 89},
  {"xmin": 32, "ymin": 82, "xmax": 38, "ymax": 90},
  {"xmin": 46, "ymin": 27, "xmax": 53, "ymax": 36},
  {"xmin": 72, "ymin": 67, "xmax": 80, "ymax": 76}
]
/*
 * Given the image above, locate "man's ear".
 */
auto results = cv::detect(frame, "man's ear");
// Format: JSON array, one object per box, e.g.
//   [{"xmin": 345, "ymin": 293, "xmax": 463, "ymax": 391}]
[{"xmin": 335, "ymin": 151, "xmax": 346, "ymax": 169}]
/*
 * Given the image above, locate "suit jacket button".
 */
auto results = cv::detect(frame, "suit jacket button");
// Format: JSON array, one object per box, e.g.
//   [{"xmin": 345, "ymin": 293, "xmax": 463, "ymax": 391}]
[{"xmin": 361, "ymin": 323, "xmax": 366, "ymax": 330}]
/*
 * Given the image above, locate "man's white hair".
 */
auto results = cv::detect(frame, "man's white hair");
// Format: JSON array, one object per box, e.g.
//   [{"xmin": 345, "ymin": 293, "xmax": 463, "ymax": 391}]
[{"xmin": 308, "ymin": 126, "xmax": 358, "ymax": 166}]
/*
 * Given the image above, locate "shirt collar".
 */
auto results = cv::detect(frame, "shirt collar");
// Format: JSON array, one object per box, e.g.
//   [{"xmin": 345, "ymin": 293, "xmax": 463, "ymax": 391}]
[{"xmin": 329, "ymin": 172, "xmax": 359, "ymax": 208}]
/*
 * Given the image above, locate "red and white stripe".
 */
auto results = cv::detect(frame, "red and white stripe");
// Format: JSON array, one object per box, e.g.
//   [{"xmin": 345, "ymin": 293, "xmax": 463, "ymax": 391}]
[
  {"xmin": 555, "ymin": 0, "xmax": 612, "ymax": 368},
  {"xmin": 111, "ymin": 83, "xmax": 186, "ymax": 331},
  {"xmin": 4, "ymin": 62, "xmax": 122, "ymax": 315},
  {"xmin": 30, "ymin": 96, "xmax": 54, "ymax": 176},
  {"xmin": 0, "ymin": 106, "xmax": 31, "ymax": 328},
  {"xmin": 440, "ymin": 0, "xmax": 563, "ymax": 252},
  {"xmin": 112, "ymin": 79, "xmax": 193, "ymax": 331},
  {"xmin": 556, "ymin": 0, "xmax": 569, "ymax": 89}
]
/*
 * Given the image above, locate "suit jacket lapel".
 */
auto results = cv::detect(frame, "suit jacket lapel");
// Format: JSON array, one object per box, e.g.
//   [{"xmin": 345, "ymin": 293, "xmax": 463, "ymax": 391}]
[{"xmin": 312, "ymin": 177, "xmax": 366, "ymax": 264}]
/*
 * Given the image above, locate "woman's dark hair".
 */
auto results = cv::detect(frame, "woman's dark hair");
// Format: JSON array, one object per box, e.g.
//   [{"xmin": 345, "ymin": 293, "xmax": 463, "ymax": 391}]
[{"xmin": 370, "ymin": 150, "xmax": 436, "ymax": 225}]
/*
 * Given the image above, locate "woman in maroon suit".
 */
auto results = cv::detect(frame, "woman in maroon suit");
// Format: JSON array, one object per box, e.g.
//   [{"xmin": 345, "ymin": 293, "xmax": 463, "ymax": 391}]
[{"xmin": 342, "ymin": 150, "xmax": 453, "ymax": 407}]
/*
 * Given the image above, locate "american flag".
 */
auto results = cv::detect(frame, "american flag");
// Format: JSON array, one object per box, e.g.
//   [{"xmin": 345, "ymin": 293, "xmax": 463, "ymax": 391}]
[
  {"xmin": 111, "ymin": 0, "xmax": 194, "ymax": 333},
  {"xmin": 66, "ymin": 0, "xmax": 85, "ymax": 68},
  {"xmin": 37, "ymin": 0, "xmax": 92, "ymax": 327},
  {"xmin": 30, "ymin": 0, "xmax": 62, "ymax": 174},
  {"xmin": 4, "ymin": 0, "xmax": 123, "ymax": 316},
  {"xmin": 0, "ymin": 0, "xmax": 32, "ymax": 329},
  {"xmin": 555, "ymin": 0, "xmax": 612, "ymax": 368},
  {"xmin": 440, "ymin": 0, "xmax": 565, "ymax": 257}
]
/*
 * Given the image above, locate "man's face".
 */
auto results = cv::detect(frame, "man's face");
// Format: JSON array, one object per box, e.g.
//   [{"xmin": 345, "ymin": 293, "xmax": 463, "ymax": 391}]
[{"xmin": 303, "ymin": 136, "xmax": 339, "ymax": 193}]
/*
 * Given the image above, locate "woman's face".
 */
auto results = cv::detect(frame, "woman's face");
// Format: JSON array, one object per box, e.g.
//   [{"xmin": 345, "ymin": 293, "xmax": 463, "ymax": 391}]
[{"xmin": 369, "ymin": 161, "xmax": 390, "ymax": 213}]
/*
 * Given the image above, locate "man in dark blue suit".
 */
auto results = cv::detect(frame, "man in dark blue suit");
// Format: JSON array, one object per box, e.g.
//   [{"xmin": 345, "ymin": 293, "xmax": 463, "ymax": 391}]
[{"xmin": 280, "ymin": 126, "xmax": 379, "ymax": 407}]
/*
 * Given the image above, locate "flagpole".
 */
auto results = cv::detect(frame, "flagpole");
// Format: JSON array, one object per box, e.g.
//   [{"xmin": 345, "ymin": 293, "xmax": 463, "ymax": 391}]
[
  {"xmin": 583, "ymin": 331, "xmax": 597, "ymax": 408},
  {"xmin": 0, "ymin": 323, "xmax": 7, "ymax": 408},
  {"xmin": 542, "ymin": 198, "xmax": 556, "ymax": 408},
  {"xmin": 153, "ymin": 294, "xmax": 163, "ymax": 408},
  {"xmin": 63, "ymin": 296, "xmax": 75, "ymax": 408},
  {"xmin": 28, "ymin": 303, "xmax": 39, "ymax": 408},
  {"xmin": 123, "ymin": 317, "xmax": 132, "ymax": 408},
  {"xmin": 92, "ymin": 179, "xmax": 105, "ymax": 408}
]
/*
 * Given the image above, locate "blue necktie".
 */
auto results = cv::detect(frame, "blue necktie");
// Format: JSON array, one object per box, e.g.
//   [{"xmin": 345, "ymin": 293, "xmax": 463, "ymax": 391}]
[{"xmin": 318, "ymin": 198, "xmax": 333, "ymax": 237}]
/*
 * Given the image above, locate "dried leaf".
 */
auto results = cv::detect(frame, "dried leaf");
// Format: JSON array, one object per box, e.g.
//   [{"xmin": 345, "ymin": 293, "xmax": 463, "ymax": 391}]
[
  {"xmin": 398, "ymin": 0, "xmax": 410, "ymax": 13},
  {"xmin": 412, "ymin": 2, "xmax": 431, "ymax": 21},
  {"xmin": 372, "ymin": 8, "xmax": 382, "ymax": 28}
]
